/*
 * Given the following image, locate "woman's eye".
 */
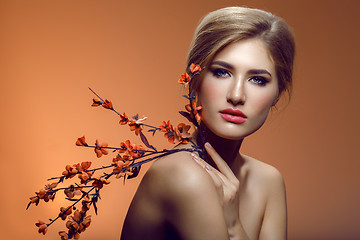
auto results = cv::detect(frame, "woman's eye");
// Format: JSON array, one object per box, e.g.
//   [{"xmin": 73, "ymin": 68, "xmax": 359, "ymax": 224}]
[
  {"xmin": 211, "ymin": 68, "xmax": 230, "ymax": 78},
  {"xmin": 249, "ymin": 76, "xmax": 269, "ymax": 86}
]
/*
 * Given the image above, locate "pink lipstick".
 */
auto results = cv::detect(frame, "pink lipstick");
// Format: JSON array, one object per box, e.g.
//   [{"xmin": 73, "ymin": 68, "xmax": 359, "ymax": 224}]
[{"xmin": 220, "ymin": 108, "xmax": 247, "ymax": 123}]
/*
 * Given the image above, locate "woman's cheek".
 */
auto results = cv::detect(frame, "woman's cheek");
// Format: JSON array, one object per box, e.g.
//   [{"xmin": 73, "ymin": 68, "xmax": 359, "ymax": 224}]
[
  {"xmin": 252, "ymin": 91, "xmax": 277, "ymax": 117},
  {"xmin": 199, "ymin": 80, "xmax": 222, "ymax": 106}
]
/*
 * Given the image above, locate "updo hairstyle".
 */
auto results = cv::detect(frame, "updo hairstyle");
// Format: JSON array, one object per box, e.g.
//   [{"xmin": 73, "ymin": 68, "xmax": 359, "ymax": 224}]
[{"xmin": 186, "ymin": 6, "xmax": 295, "ymax": 100}]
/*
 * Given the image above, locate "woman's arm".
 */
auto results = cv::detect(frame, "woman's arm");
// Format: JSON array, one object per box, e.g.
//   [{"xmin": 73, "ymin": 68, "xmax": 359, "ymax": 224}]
[
  {"xmin": 191, "ymin": 143, "xmax": 250, "ymax": 240},
  {"xmin": 192, "ymin": 143, "xmax": 287, "ymax": 240},
  {"xmin": 258, "ymin": 168, "xmax": 287, "ymax": 240},
  {"xmin": 121, "ymin": 151, "xmax": 230, "ymax": 240}
]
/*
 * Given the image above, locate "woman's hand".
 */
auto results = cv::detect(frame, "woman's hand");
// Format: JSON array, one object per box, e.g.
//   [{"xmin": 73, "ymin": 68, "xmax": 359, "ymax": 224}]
[{"xmin": 192, "ymin": 142, "xmax": 248, "ymax": 240}]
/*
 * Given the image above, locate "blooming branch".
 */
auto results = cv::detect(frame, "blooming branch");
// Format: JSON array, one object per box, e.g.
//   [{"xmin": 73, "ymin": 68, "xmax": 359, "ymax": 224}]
[{"xmin": 27, "ymin": 63, "xmax": 205, "ymax": 239}]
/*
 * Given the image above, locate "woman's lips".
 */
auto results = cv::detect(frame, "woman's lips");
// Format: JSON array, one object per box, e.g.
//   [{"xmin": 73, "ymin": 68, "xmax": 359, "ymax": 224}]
[{"xmin": 219, "ymin": 108, "xmax": 247, "ymax": 123}]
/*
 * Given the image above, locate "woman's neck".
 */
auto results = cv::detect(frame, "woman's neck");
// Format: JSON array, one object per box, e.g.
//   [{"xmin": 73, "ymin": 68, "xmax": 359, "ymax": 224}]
[{"xmin": 194, "ymin": 127, "xmax": 244, "ymax": 174}]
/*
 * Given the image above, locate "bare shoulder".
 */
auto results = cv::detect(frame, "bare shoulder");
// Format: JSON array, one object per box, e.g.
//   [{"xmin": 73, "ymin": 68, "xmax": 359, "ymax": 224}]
[
  {"xmin": 241, "ymin": 156, "xmax": 287, "ymax": 239},
  {"xmin": 126, "ymin": 149, "xmax": 218, "ymax": 216},
  {"xmin": 145, "ymin": 150, "xmax": 215, "ymax": 201},
  {"xmin": 121, "ymin": 149, "xmax": 226, "ymax": 239},
  {"xmin": 241, "ymin": 154, "xmax": 285, "ymax": 194}
]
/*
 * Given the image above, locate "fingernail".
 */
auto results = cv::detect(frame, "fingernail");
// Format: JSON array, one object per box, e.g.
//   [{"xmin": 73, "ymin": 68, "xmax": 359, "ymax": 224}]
[
  {"xmin": 191, "ymin": 153, "xmax": 200, "ymax": 162},
  {"xmin": 205, "ymin": 165, "xmax": 211, "ymax": 172},
  {"xmin": 205, "ymin": 142, "xmax": 211, "ymax": 149}
]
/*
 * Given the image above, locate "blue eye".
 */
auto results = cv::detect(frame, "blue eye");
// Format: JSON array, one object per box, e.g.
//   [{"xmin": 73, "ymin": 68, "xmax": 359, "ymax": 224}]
[
  {"xmin": 249, "ymin": 76, "xmax": 269, "ymax": 86},
  {"xmin": 211, "ymin": 68, "xmax": 230, "ymax": 78}
]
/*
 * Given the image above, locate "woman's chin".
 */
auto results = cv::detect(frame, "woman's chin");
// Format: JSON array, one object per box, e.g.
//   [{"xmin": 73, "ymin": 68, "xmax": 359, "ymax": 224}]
[{"xmin": 205, "ymin": 128, "xmax": 248, "ymax": 141}]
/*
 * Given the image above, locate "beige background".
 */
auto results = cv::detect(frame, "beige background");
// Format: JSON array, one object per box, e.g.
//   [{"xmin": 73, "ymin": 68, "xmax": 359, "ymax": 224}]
[{"xmin": 1, "ymin": 0, "xmax": 359, "ymax": 239}]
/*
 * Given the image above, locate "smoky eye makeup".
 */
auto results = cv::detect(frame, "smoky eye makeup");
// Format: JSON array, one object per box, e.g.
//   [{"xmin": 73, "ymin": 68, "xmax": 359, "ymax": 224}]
[
  {"xmin": 209, "ymin": 61, "xmax": 233, "ymax": 78},
  {"xmin": 248, "ymin": 76, "xmax": 270, "ymax": 86},
  {"xmin": 209, "ymin": 60, "xmax": 273, "ymax": 84},
  {"xmin": 210, "ymin": 68, "xmax": 231, "ymax": 78}
]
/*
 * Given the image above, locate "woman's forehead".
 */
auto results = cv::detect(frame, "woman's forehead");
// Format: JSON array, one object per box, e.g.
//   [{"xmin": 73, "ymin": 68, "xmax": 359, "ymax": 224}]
[{"xmin": 211, "ymin": 39, "xmax": 276, "ymax": 74}]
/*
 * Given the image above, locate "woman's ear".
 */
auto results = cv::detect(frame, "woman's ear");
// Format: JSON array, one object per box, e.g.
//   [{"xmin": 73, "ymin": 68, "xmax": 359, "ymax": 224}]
[
  {"xmin": 272, "ymin": 90, "xmax": 280, "ymax": 106},
  {"xmin": 272, "ymin": 96, "xmax": 279, "ymax": 106},
  {"xmin": 195, "ymin": 93, "xmax": 200, "ymax": 106}
]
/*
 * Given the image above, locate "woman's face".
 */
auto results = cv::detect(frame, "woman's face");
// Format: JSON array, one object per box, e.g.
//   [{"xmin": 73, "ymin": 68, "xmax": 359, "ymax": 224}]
[{"xmin": 198, "ymin": 38, "xmax": 279, "ymax": 140}]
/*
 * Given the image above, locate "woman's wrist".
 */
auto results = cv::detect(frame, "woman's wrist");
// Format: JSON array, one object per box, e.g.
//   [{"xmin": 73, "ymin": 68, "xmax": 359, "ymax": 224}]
[{"xmin": 228, "ymin": 219, "xmax": 249, "ymax": 240}]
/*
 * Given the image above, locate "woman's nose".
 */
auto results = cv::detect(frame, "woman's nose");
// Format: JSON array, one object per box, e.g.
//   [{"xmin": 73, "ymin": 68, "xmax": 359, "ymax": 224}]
[{"xmin": 226, "ymin": 78, "xmax": 246, "ymax": 105}]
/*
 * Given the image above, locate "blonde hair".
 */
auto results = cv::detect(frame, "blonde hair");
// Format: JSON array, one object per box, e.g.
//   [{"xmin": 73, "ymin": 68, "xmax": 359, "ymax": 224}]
[{"xmin": 186, "ymin": 7, "xmax": 295, "ymax": 99}]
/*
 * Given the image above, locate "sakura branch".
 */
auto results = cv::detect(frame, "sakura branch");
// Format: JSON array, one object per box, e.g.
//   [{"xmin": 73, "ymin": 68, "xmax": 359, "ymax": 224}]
[{"xmin": 27, "ymin": 63, "xmax": 205, "ymax": 239}]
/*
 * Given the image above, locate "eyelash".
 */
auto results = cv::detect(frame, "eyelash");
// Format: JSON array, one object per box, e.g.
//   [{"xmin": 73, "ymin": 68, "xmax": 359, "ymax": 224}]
[
  {"xmin": 211, "ymin": 68, "xmax": 230, "ymax": 78},
  {"xmin": 249, "ymin": 76, "xmax": 269, "ymax": 86},
  {"xmin": 211, "ymin": 68, "xmax": 269, "ymax": 86}
]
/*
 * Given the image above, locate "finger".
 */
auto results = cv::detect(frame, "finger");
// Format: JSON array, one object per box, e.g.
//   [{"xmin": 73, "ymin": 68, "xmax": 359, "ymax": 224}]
[
  {"xmin": 191, "ymin": 153, "xmax": 223, "ymax": 184},
  {"xmin": 191, "ymin": 149, "xmax": 234, "ymax": 185},
  {"xmin": 191, "ymin": 153, "xmax": 225, "ymax": 195},
  {"xmin": 191, "ymin": 152, "xmax": 215, "ymax": 171},
  {"xmin": 204, "ymin": 165, "xmax": 225, "ymax": 199},
  {"xmin": 204, "ymin": 142, "xmax": 236, "ymax": 179},
  {"xmin": 191, "ymin": 152, "xmax": 234, "ymax": 187}
]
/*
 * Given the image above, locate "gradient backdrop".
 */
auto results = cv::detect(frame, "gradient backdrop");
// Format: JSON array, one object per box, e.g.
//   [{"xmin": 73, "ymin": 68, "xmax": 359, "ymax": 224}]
[{"xmin": 1, "ymin": 0, "xmax": 359, "ymax": 239}]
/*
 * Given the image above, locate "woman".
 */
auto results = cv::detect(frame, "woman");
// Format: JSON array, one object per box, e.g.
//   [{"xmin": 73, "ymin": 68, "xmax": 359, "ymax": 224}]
[{"xmin": 121, "ymin": 6, "xmax": 295, "ymax": 240}]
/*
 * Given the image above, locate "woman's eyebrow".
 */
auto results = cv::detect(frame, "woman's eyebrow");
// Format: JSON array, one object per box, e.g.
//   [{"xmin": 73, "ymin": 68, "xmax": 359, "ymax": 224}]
[
  {"xmin": 248, "ymin": 69, "xmax": 272, "ymax": 77},
  {"xmin": 210, "ymin": 61, "xmax": 234, "ymax": 70},
  {"xmin": 211, "ymin": 61, "xmax": 272, "ymax": 77}
]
